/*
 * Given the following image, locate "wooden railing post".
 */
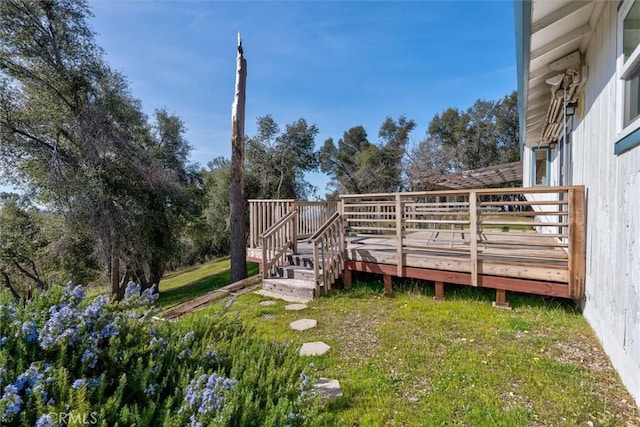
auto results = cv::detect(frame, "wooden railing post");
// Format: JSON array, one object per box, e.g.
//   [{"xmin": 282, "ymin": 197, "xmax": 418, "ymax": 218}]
[
  {"xmin": 291, "ymin": 201, "xmax": 298, "ymax": 254},
  {"xmin": 249, "ymin": 202, "xmax": 255, "ymax": 247},
  {"xmin": 261, "ymin": 237, "xmax": 268, "ymax": 276},
  {"xmin": 395, "ymin": 193, "xmax": 403, "ymax": 277},
  {"xmin": 568, "ymin": 187, "xmax": 586, "ymax": 299},
  {"xmin": 313, "ymin": 243, "xmax": 320, "ymax": 296},
  {"xmin": 469, "ymin": 191, "xmax": 478, "ymax": 287}
]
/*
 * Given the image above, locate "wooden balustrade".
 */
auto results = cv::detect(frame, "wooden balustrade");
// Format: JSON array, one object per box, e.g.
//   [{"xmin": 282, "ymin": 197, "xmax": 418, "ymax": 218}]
[
  {"xmin": 309, "ymin": 211, "xmax": 344, "ymax": 296},
  {"xmin": 260, "ymin": 209, "xmax": 297, "ymax": 279},
  {"xmin": 248, "ymin": 199, "xmax": 337, "ymax": 248},
  {"xmin": 249, "ymin": 199, "xmax": 295, "ymax": 249},
  {"xmin": 341, "ymin": 186, "xmax": 586, "ymax": 298},
  {"xmin": 296, "ymin": 201, "xmax": 338, "ymax": 239},
  {"xmin": 248, "ymin": 187, "xmax": 586, "ymax": 300}
]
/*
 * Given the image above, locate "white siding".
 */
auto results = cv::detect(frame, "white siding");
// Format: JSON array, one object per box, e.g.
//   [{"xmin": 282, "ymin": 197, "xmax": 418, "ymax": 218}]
[{"xmin": 570, "ymin": 2, "xmax": 640, "ymax": 405}]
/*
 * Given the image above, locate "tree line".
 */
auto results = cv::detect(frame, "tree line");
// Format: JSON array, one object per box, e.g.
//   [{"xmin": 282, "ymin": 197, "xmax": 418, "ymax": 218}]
[{"xmin": 0, "ymin": 0, "xmax": 518, "ymax": 299}]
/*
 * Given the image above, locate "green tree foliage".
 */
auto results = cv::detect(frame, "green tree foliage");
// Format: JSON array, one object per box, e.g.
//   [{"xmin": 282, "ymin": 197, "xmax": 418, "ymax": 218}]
[
  {"xmin": 200, "ymin": 157, "xmax": 233, "ymax": 259},
  {"xmin": 193, "ymin": 115, "xmax": 319, "ymax": 261},
  {"xmin": 494, "ymin": 91, "xmax": 520, "ymax": 164},
  {"xmin": 245, "ymin": 115, "xmax": 319, "ymax": 199},
  {"xmin": 0, "ymin": 0, "xmax": 197, "ymax": 297},
  {"xmin": 408, "ymin": 91, "xmax": 519, "ymax": 188},
  {"xmin": 320, "ymin": 116, "xmax": 415, "ymax": 195},
  {"xmin": 0, "ymin": 198, "xmax": 102, "ymax": 300},
  {"xmin": 0, "ymin": 201, "xmax": 50, "ymax": 296}
]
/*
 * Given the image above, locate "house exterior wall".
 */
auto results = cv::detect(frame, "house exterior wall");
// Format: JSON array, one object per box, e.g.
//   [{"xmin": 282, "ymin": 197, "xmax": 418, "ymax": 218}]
[
  {"xmin": 523, "ymin": 2, "xmax": 640, "ymax": 404},
  {"xmin": 574, "ymin": 3, "xmax": 640, "ymax": 405}
]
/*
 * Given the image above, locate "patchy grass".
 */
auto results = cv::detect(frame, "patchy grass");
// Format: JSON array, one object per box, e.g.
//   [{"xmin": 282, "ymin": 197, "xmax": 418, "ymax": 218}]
[
  {"xmin": 158, "ymin": 258, "xmax": 258, "ymax": 308},
  {"xmin": 200, "ymin": 281, "xmax": 640, "ymax": 426}
]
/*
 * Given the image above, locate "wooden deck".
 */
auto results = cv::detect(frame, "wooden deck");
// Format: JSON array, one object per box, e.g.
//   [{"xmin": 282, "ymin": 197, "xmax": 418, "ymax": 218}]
[
  {"xmin": 344, "ymin": 230, "xmax": 571, "ymax": 298},
  {"xmin": 247, "ymin": 186, "xmax": 586, "ymax": 303}
]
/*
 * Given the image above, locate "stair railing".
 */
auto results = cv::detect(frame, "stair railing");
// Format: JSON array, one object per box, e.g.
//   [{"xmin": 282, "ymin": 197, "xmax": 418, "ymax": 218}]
[
  {"xmin": 261, "ymin": 209, "xmax": 297, "ymax": 279},
  {"xmin": 308, "ymin": 211, "xmax": 345, "ymax": 296}
]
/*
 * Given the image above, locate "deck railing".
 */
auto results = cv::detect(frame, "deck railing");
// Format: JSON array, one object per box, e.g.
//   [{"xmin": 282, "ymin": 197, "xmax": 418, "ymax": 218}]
[
  {"xmin": 260, "ymin": 209, "xmax": 297, "ymax": 279},
  {"xmin": 248, "ymin": 199, "xmax": 338, "ymax": 248},
  {"xmin": 249, "ymin": 199, "xmax": 294, "ymax": 249},
  {"xmin": 308, "ymin": 211, "xmax": 344, "ymax": 296},
  {"xmin": 340, "ymin": 186, "xmax": 586, "ymax": 298}
]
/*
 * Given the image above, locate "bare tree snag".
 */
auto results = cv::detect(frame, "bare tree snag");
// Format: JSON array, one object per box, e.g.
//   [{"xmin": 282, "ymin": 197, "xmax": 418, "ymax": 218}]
[{"xmin": 230, "ymin": 33, "xmax": 248, "ymax": 282}]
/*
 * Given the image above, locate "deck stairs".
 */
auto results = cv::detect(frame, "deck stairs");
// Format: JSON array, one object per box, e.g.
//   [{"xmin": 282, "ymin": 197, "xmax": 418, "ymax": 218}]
[
  {"xmin": 258, "ymin": 208, "xmax": 345, "ymax": 301},
  {"xmin": 262, "ymin": 251, "xmax": 321, "ymax": 300}
]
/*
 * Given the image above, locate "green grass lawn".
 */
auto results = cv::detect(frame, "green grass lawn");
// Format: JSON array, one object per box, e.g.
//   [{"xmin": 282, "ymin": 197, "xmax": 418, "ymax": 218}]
[
  {"xmin": 158, "ymin": 257, "xmax": 259, "ymax": 308},
  {"xmin": 190, "ymin": 281, "xmax": 640, "ymax": 426}
]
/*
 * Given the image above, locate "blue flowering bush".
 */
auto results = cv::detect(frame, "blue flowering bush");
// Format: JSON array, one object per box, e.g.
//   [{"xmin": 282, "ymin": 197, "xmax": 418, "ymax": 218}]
[{"xmin": 0, "ymin": 284, "xmax": 321, "ymax": 426}]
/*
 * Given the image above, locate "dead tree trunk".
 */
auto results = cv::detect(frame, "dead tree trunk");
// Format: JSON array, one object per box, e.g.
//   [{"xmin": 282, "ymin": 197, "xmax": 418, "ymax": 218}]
[{"xmin": 230, "ymin": 34, "xmax": 248, "ymax": 282}]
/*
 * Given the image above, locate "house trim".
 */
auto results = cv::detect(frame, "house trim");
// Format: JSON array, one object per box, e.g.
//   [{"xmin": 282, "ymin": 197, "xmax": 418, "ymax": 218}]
[
  {"xmin": 614, "ymin": 125, "xmax": 640, "ymax": 154},
  {"xmin": 515, "ymin": 0, "xmax": 532, "ymax": 155}
]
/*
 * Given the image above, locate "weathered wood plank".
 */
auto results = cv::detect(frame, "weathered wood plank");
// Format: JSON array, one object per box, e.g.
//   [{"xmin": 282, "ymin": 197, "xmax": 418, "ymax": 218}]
[
  {"xmin": 470, "ymin": 191, "xmax": 478, "ymax": 286},
  {"xmin": 395, "ymin": 194, "xmax": 403, "ymax": 277},
  {"xmin": 568, "ymin": 188, "xmax": 586, "ymax": 299}
]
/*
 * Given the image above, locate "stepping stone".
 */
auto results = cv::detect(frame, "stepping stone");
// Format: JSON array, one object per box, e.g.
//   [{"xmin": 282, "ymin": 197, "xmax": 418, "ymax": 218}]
[
  {"xmin": 261, "ymin": 314, "xmax": 276, "ymax": 320},
  {"xmin": 259, "ymin": 300, "xmax": 277, "ymax": 306},
  {"xmin": 285, "ymin": 303, "xmax": 308, "ymax": 311},
  {"xmin": 311, "ymin": 378, "xmax": 343, "ymax": 402},
  {"xmin": 299, "ymin": 341, "xmax": 330, "ymax": 356},
  {"xmin": 290, "ymin": 318, "xmax": 317, "ymax": 331}
]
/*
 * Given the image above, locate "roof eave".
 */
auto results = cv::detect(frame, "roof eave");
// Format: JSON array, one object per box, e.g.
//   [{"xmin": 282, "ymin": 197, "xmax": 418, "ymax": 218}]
[{"xmin": 514, "ymin": 0, "xmax": 532, "ymax": 156}]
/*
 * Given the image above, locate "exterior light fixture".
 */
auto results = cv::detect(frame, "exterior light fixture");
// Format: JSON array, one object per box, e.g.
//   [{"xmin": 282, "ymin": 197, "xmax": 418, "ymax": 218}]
[{"xmin": 565, "ymin": 102, "xmax": 578, "ymax": 117}]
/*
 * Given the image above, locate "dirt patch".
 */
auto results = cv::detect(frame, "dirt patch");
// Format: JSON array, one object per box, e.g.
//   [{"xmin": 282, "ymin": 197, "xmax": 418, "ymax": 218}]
[
  {"xmin": 329, "ymin": 309, "xmax": 383, "ymax": 360},
  {"xmin": 549, "ymin": 333, "xmax": 612, "ymax": 372},
  {"xmin": 547, "ymin": 334, "xmax": 640, "ymax": 425}
]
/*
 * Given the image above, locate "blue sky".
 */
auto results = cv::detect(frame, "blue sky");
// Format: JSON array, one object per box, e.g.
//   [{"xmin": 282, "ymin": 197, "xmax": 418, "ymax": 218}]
[{"xmin": 88, "ymin": 0, "xmax": 516, "ymax": 197}]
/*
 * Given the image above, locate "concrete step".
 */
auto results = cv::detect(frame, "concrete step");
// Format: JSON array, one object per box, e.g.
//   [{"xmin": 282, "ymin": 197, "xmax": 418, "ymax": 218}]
[
  {"xmin": 277, "ymin": 265, "xmax": 315, "ymax": 281},
  {"xmin": 263, "ymin": 277, "xmax": 317, "ymax": 300}
]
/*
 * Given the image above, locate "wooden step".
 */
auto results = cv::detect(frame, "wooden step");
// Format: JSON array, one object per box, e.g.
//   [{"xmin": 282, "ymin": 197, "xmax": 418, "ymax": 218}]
[
  {"xmin": 288, "ymin": 254, "xmax": 314, "ymax": 268},
  {"xmin": 263, "ymin": 277, "xmax": 317, "ymax": 300},
  {"xmin": 277, "ymin": 265, "xmax": 315, "ymax": 281}
]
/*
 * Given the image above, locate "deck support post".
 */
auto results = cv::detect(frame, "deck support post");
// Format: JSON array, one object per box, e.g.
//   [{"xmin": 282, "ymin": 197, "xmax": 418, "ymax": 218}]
[
  {"xmin": 343, "ymin": 268, "xmax": 352, "ymax": 290},
  {"xmin": 492, "ymin": 289, "xmax": 511, "ymax": 309},
  {"xmin": 434, "ymin": 281, "xmax": 446, "ymax": 301},
  {"xmin": 383, "ymin": 274, "xmax": 393, "ymax": 294}
]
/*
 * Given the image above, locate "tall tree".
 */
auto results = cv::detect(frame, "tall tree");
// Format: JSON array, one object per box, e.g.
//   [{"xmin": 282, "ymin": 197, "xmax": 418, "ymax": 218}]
[
  {"xmin": 320, "ymin": 116, "xmax": 415, "ymax": 195},
  {"xmin": 411, "ymin": 91, "xmax": 520, "ymax": 189},
  {"xmin": 406, "ymin": 136, "xmax": 449, "ymax": 190},
  {"xmin": 230, "ymin": 35, "xmax": 247, "ymax": 282},
  {"xmin": 427, "ymin": 107, "xmax": 469, "ymax": 172},
  {"xmin": 319, "ymin": 126, "xmax": 370, "ymax": 194},
  {"xmin": 245, "ymin": 115, "xmax": 319, "ymax": 200},
  {"xmin": 377, "ymin": 115, "xmax": 416, "ymax": 191},
  {"xmin": 495, "ymin": 91, "xmax": 520, "ymax": 164},
  {"xmin": 0, "ymin": 0, "xmax": 196, "ymax": 298}
]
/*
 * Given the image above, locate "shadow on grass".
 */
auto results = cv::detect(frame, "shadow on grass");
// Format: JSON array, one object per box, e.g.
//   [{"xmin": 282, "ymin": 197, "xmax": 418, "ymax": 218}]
[
  {"xmin": 327, "ymin": 272, "xmax": 578, "ymax": 313},
  {"xmin": 159, "ymin": 262, "xmax": 259, "ymax": 308}
]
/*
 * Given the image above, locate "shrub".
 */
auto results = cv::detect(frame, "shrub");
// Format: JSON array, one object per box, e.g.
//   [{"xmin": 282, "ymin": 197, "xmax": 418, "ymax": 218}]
[{"xmin": 0, "ymin": 285, "xmax": 320, "ymax": 426}]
